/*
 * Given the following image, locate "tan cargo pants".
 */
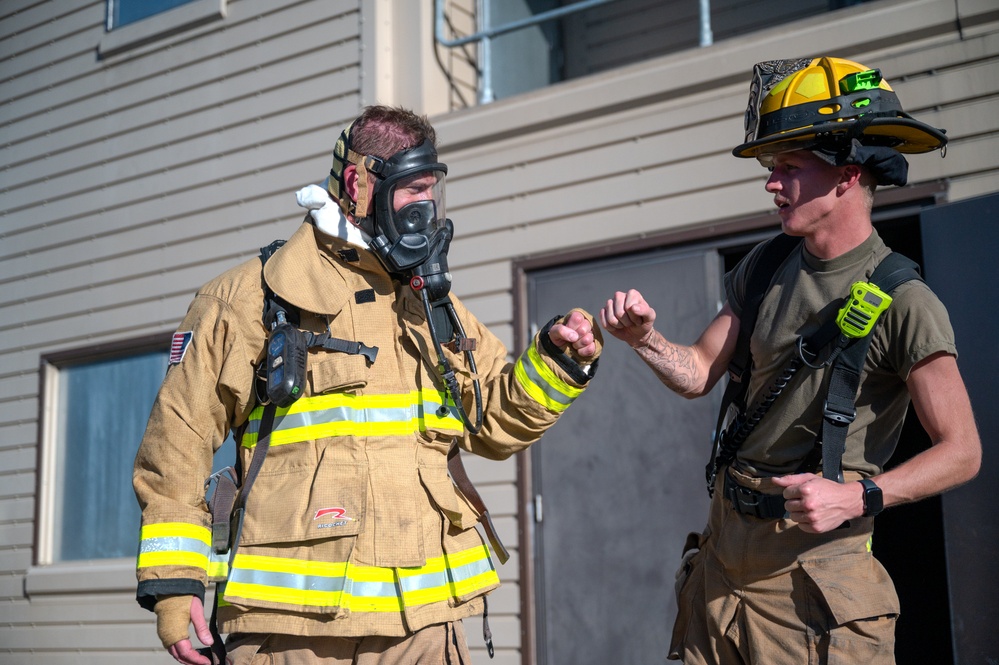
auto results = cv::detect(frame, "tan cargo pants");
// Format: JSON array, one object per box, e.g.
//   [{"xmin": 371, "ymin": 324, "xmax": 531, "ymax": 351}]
[
  {"xmin": 224, "ymin": 621, "xmax": 472, "ymax": 665},
  {"xmin": 669, "ymin": 469, "xmax": 899, "ymax": 664}
]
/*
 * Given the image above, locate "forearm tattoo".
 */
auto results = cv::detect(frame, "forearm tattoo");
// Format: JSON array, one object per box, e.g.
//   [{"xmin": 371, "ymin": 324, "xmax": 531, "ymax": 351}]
[{"xmin": 634, "ymin": 331, "xmax": 700, "ymax": 395}]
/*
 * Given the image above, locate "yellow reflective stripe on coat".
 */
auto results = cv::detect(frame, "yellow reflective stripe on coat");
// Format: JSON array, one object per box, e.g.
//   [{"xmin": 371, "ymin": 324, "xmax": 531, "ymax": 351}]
[
  {"xmin": 137, "ymin": 522, "xmax": 229, "ymax": 579},
  {"xmin": 241, "ymin": 389, "xmax": 463, "ymax": 448},
  {"xmin": 514, "ymin": 343, "xmax": 583, "ymax": 412},
  {"xmin": 223, "ymin": 544, "xmax": 498, "ymax": 612}
]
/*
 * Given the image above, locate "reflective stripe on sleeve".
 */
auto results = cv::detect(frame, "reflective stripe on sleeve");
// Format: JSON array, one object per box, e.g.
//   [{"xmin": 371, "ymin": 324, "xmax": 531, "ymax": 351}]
[
  {"xmin": 137, "ymin": 522, "xmax": 229, "ymax": 579},
  {"xmin": 514, "ymin": 343, "xmax": 584, "ymax": 412}
]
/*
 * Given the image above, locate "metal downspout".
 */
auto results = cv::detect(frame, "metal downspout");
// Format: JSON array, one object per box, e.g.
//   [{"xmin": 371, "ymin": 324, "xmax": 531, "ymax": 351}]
[{"xmin": 700, "ymin": 0, "xmax": 713, "ymax": 47}]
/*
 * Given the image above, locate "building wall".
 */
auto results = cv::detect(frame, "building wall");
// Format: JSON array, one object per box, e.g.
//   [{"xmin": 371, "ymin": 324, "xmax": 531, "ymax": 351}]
[
  {"xmin": 1, "ymin": 0, "xmax": 997, "ymax": 662},
  {"xmin": 2, "ymin": 1, "xmax": 373, "ymax": 662}
]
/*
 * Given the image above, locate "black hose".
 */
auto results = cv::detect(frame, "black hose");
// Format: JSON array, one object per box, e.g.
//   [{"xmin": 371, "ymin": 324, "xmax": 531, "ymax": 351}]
[{"xmin": 419, "ymin": 289, "xmax": 483, "ymax": 435}]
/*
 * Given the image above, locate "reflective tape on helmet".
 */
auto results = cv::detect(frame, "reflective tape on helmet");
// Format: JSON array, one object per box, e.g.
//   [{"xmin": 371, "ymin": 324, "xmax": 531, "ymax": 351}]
[
  {"xmin": 241, "ymin": 389, "xmax": 463, "ymax": 448},
  {"xmin": 514, "ymin": 343, "xmax": 584, "ymax": 412},
  {"xmin": 222, "ymin": 544, "xmax": 498, "ymax": 612},
  {"xmin": 137, "ymin": 522, "xmax": 229, "ymax": 580}
]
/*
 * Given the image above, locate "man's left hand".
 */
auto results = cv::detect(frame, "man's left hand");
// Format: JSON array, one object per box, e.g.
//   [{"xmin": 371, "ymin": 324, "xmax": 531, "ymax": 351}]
[
  {"xmin": 772, "ymin": 473, "xmax": 865, "ymax": 533},
  {"xmin": 548, "ymin": 310, "xmax": 598, "ymax": 359}
]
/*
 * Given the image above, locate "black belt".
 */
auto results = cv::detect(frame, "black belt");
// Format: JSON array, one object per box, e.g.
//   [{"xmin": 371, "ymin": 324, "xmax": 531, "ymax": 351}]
[{"xmin": 723, "ymin": 472, "xmax": 789, "ymax": 519}]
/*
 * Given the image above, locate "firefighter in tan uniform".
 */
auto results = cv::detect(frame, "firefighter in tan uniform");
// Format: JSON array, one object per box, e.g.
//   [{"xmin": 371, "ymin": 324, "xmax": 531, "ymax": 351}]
[
  {"xmin": 134, "ymin": 106, "xmax": 602, "ymax": 665},
  {"xmin": 600, "ymin": 57, "xmax": 981, "ymax": 663}
]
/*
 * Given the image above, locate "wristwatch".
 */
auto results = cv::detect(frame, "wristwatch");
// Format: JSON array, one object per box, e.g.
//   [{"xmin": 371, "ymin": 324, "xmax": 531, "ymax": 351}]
[{"xmin": 859, "ymin": 478, "xmax": 883, "ymax": 517}]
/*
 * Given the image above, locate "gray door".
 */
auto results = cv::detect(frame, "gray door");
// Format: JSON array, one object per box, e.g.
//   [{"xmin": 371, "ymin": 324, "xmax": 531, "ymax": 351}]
[
  {"xmin": 920, "ymin": 192, "xmax": 999, "ymax": 662},
  {"xmin": 526, "ymin": 244, "xmax": 721, "ymax": 665}
]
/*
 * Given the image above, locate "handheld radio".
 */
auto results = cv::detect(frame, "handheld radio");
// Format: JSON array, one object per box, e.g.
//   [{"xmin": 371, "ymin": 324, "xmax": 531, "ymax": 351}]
[
  {"xmin": 836, "ymin": 281, "xmax": 893, "ymax": 338},
  {"xmin": 266, "ymin": 310, "xmax": 308, "ymax": 407}
]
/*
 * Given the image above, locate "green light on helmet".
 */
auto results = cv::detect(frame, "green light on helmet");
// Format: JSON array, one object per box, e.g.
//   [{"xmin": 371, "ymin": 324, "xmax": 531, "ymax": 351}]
[{"xmin": 840, "ymin": 69, "xmax": 883, "ymax": 94}]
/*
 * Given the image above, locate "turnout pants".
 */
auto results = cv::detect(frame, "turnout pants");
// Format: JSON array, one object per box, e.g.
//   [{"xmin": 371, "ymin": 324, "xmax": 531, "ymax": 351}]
[
  {"xmin": 225, "ymin": 621, "xmax": 473, "ymax": 665},
  {"xmin": 669, "ymin": 468, "xmax": 899, "ymax": 664}
]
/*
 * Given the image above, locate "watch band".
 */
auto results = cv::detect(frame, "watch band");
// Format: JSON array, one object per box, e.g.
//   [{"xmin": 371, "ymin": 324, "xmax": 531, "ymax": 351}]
[{"xmin": 859, "ymin": 478, "xmax": 883, "ymax": 517}]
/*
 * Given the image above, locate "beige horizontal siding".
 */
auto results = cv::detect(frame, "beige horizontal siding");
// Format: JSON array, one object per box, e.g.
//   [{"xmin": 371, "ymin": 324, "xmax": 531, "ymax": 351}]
[
  {"xmin": 0, "ymin": 495, "xmax": 33, "ymax": 523},
  {"xmin": 0, "ymin": 2, "xmax": 97, "ymax": 65}
]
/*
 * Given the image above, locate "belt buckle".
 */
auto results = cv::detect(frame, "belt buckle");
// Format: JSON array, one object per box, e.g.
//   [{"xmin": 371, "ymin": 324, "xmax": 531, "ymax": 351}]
[
  {"xmin": 725, "ymin": 474, "xmax": 764, "ymax": 517},
  {"xmin": 733, "ymin": 484, "xmax": 766, "ymax": 518}
]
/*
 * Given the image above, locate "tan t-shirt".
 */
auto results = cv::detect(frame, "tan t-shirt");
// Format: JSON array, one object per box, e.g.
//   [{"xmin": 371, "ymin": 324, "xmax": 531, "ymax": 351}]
[{"xmin": 724, "ymin": 230, "xmax": 957, "ymax": 477}]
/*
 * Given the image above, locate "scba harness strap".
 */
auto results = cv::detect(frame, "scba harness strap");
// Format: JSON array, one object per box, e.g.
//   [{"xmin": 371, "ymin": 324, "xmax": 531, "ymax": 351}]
[{"xmin": 706, "ymin": 234, "xmax": 922, "ymax": 504}]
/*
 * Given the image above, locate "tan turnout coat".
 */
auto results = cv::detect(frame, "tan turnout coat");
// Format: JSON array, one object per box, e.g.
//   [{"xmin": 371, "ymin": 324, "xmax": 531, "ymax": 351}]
[{"xmin": 134, "ymin": 222, "xmax": 599, "ymax": 637}]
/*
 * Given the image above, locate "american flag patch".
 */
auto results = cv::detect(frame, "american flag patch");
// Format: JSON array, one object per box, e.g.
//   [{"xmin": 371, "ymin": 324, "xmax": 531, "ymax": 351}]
[{"xmin": 169, "ymin": 331, "xmax": 193, "ymax": 364}]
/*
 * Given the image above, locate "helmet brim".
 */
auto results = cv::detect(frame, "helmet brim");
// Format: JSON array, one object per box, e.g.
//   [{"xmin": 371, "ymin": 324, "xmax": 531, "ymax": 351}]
[{"xmin": 733, "ymin": 115, "xmax": 947, "ymax": 159}]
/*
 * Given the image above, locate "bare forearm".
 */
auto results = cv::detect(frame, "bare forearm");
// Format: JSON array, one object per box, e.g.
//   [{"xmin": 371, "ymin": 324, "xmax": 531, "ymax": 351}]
[
  {"xmin": 633, "ymin": 328, "xmax": 704, "ymax": 397},
  {"xmin": 876, "ymin": 434, "xmax": 981, "ymax": 508},
  {"xmin": 602, "ymin": 294, "xmax": 735, "ymax": 398}
]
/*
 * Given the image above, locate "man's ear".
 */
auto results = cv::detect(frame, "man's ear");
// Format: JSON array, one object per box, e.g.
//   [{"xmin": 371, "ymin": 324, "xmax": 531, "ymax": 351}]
[
  {"xmin": 343, "ymin": 164, "xmax": 359, "ymax": 203},
  {"xmin": 837, "ymin": 164, "xmax": 863, "ymax": 194}
]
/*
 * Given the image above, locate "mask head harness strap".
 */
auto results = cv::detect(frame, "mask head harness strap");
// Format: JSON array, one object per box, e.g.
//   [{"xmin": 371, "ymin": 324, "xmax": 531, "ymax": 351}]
[{"xmin": 327, "ymin": 120, "xmax": 379, "ymax": 227}]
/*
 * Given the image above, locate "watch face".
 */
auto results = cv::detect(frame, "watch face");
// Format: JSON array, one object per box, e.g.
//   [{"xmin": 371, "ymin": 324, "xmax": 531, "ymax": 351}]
[{"xmin": 862, "ymin": 480, "xmax": 883, "ymax": 516}]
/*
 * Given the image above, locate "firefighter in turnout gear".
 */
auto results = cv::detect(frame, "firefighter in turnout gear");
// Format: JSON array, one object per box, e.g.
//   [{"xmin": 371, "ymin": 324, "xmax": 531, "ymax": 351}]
[
  {"xmin": 134, "ymin": 106, "xmax": 602, "ymax": 665},
  {"xmin": 600, "ymin": 57, "xmax": 980, "ymax": 664}
]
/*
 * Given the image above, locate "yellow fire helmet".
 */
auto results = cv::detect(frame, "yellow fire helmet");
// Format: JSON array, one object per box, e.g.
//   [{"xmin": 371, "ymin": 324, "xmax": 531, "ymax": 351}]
[{"xmin": 733, "ymin": 57, "xmax": 947, "ymax": 161}]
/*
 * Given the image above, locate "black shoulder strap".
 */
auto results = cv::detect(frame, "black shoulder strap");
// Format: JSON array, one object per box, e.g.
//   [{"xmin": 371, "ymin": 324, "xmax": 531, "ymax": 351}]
[
  {"xmin": 706, "ymin": 234, "xmax": 801, "ymax": 494},
  {"xmin": 202, "ymin": 402, "xmax": 276, "ymax": 665},
  {"xmin": 259, "ymin": 240, "xmax": 301, "ymax": 327},
  {"xmin": 819, "ymin": 252, "xmax": 922, "ymax": 482},
  {"xmin": 727, "ymin": 234, "xmax": 803, "ymax": 388}
]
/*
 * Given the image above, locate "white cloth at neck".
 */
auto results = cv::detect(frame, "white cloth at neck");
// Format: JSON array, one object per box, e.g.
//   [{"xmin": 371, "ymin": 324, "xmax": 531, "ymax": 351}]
[{"xmin": 295, "ymin": 183, "xmax": 370, "ymax": 248}]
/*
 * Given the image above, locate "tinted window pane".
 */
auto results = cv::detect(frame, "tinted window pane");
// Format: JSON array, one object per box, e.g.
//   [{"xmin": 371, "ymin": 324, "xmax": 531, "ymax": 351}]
[
  {"xmin": 54, "ymin": 351, "xmax": 167, "ymax": 561},
  {"xmin": 109, "ymin": 0, "xmax": 198, "ymax": 29}
]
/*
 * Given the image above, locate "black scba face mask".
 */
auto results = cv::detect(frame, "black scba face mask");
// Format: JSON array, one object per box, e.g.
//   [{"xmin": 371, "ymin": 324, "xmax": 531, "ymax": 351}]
[{"xmin": 366, "ymin": 139, "xmax": 454, "ymax": 301}]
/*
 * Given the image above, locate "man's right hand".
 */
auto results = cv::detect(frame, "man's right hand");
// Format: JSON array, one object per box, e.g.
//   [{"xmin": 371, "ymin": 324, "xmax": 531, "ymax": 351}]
[
  {"xmin": 599, "ymin": 289, "xmax": 657, "ymax": 348},
  {"xmin": 154, "ymin": 595, "xmax": 214, "ymax": 665}
]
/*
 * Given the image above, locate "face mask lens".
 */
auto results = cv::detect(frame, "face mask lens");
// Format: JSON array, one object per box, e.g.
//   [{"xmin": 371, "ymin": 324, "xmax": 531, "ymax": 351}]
[{"xmin": 391, "ymin": 171, "xmax": 446, "ymax": 234}]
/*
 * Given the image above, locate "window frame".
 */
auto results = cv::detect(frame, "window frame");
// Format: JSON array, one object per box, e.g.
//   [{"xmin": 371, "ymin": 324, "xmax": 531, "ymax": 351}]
[
  {"xmin": 99, "ymin": 0, "xmax": 227, "ymax": 59},
  {"xmin": 31, "ymin": 333, "xmax": 172, "ymax": 595}
]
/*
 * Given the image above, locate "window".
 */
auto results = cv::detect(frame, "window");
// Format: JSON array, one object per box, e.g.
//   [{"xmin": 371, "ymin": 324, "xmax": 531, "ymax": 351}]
[
  {"xmin": 50, "ymin": 349, "xmax": 168, "ymax": 562},
  {"xmin": 437, "ymin": 0, "xmax": 876, "ymax": 104},
  {"xmin": 106, "ymin": 0, "xmax": 199, "ymax": 30},
  {"xmin": 38, "ymin": 336, "xmax": 235, "ymax": 564},
  {"xmin": 99, "ymin": 0, "xmax": 226, "ymax": 59}
]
